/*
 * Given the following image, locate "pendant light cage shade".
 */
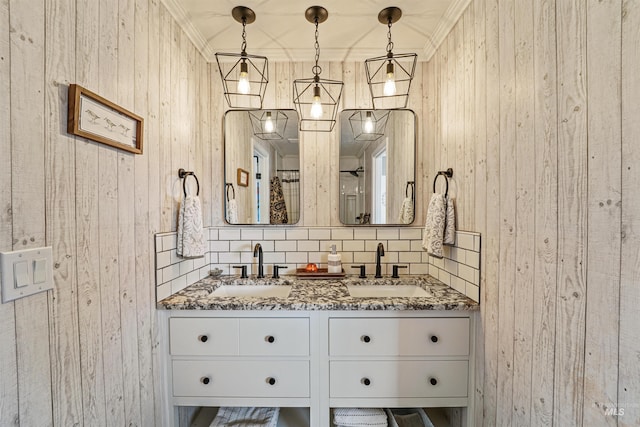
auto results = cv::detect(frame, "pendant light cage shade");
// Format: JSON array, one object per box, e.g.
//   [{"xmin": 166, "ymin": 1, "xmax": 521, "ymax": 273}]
[
  {"xmin": 248, "ymin": 110, "xmax": 288, "ymax": 140},
  {"xmin": 293, "ymin": 77, "xmax": 344, "ymax": 132},
  {"xmin": 348, "ymin": 110, "xmax": 390, "ymax": 142},
  {"xmin": 215, "ymin": 52, "xmax": 269, "ymax": 109},
  {"xmin": 365, "ymin": 52, "xmax": 417, "ymax": 109}
]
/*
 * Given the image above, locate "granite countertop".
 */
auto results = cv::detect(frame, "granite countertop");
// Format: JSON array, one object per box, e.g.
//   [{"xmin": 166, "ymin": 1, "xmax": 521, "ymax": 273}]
[{"xmin": 157, "ymin": 275, "xmax": 479, "ymax": 311}]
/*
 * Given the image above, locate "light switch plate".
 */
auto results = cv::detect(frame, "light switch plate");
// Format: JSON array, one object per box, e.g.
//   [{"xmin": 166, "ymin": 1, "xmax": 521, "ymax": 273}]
[{"xmin": 0, "ymin": 247, "xmax": 54, "ymax": 303}]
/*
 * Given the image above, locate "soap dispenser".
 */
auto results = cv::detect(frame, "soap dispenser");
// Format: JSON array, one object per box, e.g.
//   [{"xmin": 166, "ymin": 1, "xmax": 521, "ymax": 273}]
[{"xmin": 327, "ymin": 244, "xmax": 342, "ymax": 274}]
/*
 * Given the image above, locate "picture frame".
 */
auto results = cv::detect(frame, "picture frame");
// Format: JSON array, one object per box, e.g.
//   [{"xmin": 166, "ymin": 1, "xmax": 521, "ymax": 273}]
[
  {"xmin": 237, "ymin": 168, "xmax": 249, "ymax": 187},
  {"xmin": 67, "ymin": 84, "xmax": 144, "ymax": 154}
]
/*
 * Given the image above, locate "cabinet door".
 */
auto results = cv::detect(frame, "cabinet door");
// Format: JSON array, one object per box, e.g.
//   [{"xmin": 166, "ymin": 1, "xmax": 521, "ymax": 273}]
[
  {"xmin": 239, "ymin": 318, "xmax": 309, "ymax": 356},
  {"xmin": 329, "ymin": 360, "xmax": 468, "ymax": 398},
  {"xmin": 170, "ymin": 318, "xmax": 239, "ymax": 356},
  {"xmin": 172, "ymin": 360, "xmax": 310, "ymax": 398},
  {"xmin": 329, "ymin": 317, "xmax": 469, "ymax": 356}
]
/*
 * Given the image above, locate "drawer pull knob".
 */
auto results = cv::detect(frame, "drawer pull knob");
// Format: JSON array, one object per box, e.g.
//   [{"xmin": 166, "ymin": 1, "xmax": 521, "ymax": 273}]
[
  {"xmin": 199, "ymin": 335, "xmax": 209, "ymax": 343},
  {"xmin": 361, "ymin": 335, "xmax": 371, "ymax": 343},
  {"xmin": 266, "ymin": 377, "xmax": 276, "ymax": 386},
  {"xmin": 265, "ymin": 335, "xmax": 275, "ymax": 343},
  {"xmin": 429, "ymin": 377, "xmax": 438, "ymax": 386},
  {"xmin": 361, "ymin": 378, "xmax": 371, "ymax": 386},
  {"xmin": 201, "ymin": 377, "xmax": 211, "ymax": 385},
  {"xmin": 430, "ymin": 335, "xmax": 438, "ymax": 343}
]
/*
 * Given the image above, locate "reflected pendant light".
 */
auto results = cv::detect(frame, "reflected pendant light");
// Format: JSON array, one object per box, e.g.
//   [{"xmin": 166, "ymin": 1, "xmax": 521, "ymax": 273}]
[
  {"xmin": 215, "ymin": 6, "xmax": 268, "ymax": 109},
  {"xmin": 348, "ymin": 110, "xmax": 390, "ymax": 142},
  {"xmin": 293, "ymin": 6, "xmax": 344, "ymax": 132},
  {"xmin": 364, "ymin": 7, "xmax": 417, "ymax": 109},
  {"xmin": 248, "ymin": 110, "xmax": 288, "ymax": 140}
]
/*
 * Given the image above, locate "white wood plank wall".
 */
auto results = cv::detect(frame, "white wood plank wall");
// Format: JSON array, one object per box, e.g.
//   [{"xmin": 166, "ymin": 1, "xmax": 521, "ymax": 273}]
[
  {"xmin": 0, "ymin": 0, "xmax": 206, "ymax": 425},
  {"xmin": 424, "ymin": 0, "xmax": 640, "ymax": 426},
  {"xmin": 2, "ymin": 0, "xmax": 639, "ymax": 425}
]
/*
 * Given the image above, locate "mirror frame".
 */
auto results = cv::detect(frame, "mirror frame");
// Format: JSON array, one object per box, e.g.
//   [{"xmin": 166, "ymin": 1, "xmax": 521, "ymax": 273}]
[
  {"xmin": 223, "ymin": 109, "xmax": 301, "ymax": 226},
  {"xmin": 337, "ymin": 108, "xmax": 417, "ymax": 226}
]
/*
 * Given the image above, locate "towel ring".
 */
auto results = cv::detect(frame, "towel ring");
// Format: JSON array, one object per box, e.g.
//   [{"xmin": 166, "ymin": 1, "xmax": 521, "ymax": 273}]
[
  {"xmin": 433, "ymin": 168, "xmax": 453, "ymax": 198},
  {"xmin": 178, "ymin": 168, "xmax": 199, "ymax": 197},
  {"xmin": 405, "ymin": 181, "xmax": 415, "ymax": 200},
  {"xmin": 226, "ymin": 183, "xmax": 235, "ymax": 201}
]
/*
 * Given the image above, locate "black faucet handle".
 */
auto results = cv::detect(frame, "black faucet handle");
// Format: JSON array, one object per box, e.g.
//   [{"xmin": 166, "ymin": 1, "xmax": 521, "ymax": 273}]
[
  {"xmin": 391, "ymin": 265, "xmax": 408, "ymax": 279},
  {"xmin": 351, "ymin": 265, "xmax": 367, "ymax": 278},
  {"xmin": 272, "ymin": 265, "xmax": 288, "ymax": 279},
  {"xmin": 232, "ymin": 265, "xmax": 248, "ymax": 278}
]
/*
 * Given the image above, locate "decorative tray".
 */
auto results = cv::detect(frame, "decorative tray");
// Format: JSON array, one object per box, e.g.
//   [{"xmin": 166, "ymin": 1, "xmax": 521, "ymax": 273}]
[{"xmin": 295, "ymin": 268, "xmax": 345, "ymax": 279}]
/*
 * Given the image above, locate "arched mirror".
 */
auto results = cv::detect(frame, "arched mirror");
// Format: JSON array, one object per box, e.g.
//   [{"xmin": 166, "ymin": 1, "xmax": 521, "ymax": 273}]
[
  {"xmin": 224, "ymin": 109, "xmax": 300, "ymax": 225},
  {"xmin": 338, "ymin": 109, "xmax": 416, "ymax": 225}
]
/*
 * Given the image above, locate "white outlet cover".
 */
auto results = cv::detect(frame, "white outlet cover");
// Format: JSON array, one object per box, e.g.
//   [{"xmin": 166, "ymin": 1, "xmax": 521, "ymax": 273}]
[{"xmin": 0, "ymin": 247, "xmax": 54, "ymax": 303}]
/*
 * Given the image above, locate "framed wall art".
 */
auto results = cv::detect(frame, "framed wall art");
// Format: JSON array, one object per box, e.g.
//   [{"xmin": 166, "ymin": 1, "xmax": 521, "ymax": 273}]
[
  {"xmin": 237, "ymin": 168, "xmax": 249, "ymax": 187},
  {"xmin": 68, "ymin": 84, "xmax": 144, "ymax": 154}
]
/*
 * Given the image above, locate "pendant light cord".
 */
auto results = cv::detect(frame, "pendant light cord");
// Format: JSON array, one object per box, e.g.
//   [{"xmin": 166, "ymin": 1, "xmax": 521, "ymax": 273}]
[
  {"xmin": 312, "ymin": 17, "xmax": 322, "ymax": 78},
  {"xmin": 241, "ymin": 17, "xmax": 247, "ymax": 55}
]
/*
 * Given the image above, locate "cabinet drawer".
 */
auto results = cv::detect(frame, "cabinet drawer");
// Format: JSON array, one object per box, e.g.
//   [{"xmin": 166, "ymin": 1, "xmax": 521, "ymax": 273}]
[
  {"xmin": 170, "ymin": 318, "xmax": 238, "ymax": 356},
  {"xmin": 329, "ymin": 318, "xmax": 469, "ymax": 356},
  {"xmin": 172, "ymin": 360, "xmax": 309, "ymax": 398},
  {"xmin": 239, "ymin": 318, "xmax": 309, "ymax": 356},
  {"xmin": 329, "ymin": 360, "xmax": 468, "ymax": 398}
]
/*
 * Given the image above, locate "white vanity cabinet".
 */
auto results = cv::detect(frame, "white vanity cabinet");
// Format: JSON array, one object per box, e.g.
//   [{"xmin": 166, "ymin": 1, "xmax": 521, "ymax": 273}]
[
  {"xmin": 325, "ymin": 312, "xmax": 474, "ymax": 427},
  {"xmin": 160, "ymin": 310, "xmax": 475, "ymax": 427}
]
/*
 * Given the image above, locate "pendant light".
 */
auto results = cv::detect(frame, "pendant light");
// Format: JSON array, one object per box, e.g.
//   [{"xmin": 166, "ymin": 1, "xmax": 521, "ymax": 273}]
[
  {"xmin": 348, "ymin": 110, "xmax": 390, "ymax": 142},
  {"xmin": 248, "ymin": 110, "xmax": 288, "ymax": 140},
  {"xmin": 365, "ymin": 7, "xmax": 417, "ymax": 109},
  {"xmin": 293, "ymin": 6, "xmax": 344, "ymax": 132},
  {"xmin": 215, "ymin": 6, "xmax": 268, "ymax": 109}
]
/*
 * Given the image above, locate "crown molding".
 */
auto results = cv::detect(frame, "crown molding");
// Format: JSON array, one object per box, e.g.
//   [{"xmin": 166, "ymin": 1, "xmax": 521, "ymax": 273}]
[
  {"xmin": 423, "ymin": 0, "xmax": 472, "ymax": 61},
  {"xmin": 160, "ymin": 0, "xmax": 209, "ymax": 57}
]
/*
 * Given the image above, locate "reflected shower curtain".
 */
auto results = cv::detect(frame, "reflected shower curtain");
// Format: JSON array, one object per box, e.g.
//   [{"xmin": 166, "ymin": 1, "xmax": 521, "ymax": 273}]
[{"xmin": 279, "ymin": 170, "xmax": 300, "ymax": 224}]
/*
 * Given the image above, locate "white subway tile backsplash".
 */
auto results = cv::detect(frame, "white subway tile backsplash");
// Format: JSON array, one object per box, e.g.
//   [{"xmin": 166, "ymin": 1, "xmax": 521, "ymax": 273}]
[
  {"xmin": 444, "ymin": 258, "xmax": 458, "ymax": 276},
  {"xmin": 376, "ymin": 228, "xmax": 399, "ymax": 240},
  {"xmin": 253, "ymin": 240, "xmax": 274, "ymax": 252},
  {"xmin": 171, "ymin": 275, "xmax": 188, "ymax": 294},
  {"xmin": 180, "ymin": 260, "xmax": 194, "ymax": 276},
  {"xmin": 209, "ymin": 229, "xmax": 219, "ymax": 240},
  {"xmin": 353, "ymin": 251, "xmax": 375, "ymax": 263},
  {"xmin": 263, "ymin": 229, "xmax": 286, "ymax": 240},
  {"xmin": 320, "ymin": 241, "xmax": 342, "ymax": 252},
  {"xmin": 458, "ymin": 264, "xmax": 476, "ymax": 284},
  {"xmin": 162, "ymin": 234, "xmax": 177, "ymax": 251},
  {"xmin": 383, "ymin": 252, "xmax": 399, "ymax": 264},
  {"xmin": 230, "ymin": 240, "xmax": 250, "ymax": 252},
  {"xmin": 354, "ymin": 228, "xmax": 377, "ymax": 240},
  {"xmin": 409, "ymin": 264, "xmax": 429, "ymax": 275},
  {"xmin": 187, "ymin": 271, "xmax": 200, "ymax": 286},
  {"xmin": 466, "ymin": 250, "xmax": 480, "ymax": 269},
  {"xmin": 343, "ymin": 240, "xmax": 365, "ymax": 252},
  {"xmin": 275, "ymin": 240, "xmax": 297, "ymax": 252},
  {"xmin": 210, "ymin": 240, "xmax": 230, "ymax": 252},
  {"xmin": 263, "ymin": 252, "xmax": 286, "ymax": 264},
  {"xmin": 156, "ymin": 251, "xmax": 171, "ymax": 269},
  {"xmin": 240, "ymin": 252, "xmax": 255, "ymax": 264},
  {"xmin": 219, "ymin": 229, "xmax": 240, "ymax": 240},
  {"xmin": 309, "ymin": 228, "xmax": 331, "ymax": 240},
  {"xmin": 400, "ymin": 228, "xmax": 422, "ymax": 240},
  {"xmin": 466, "ymin": 283, "xmax": 479, "ymax": 302},
  {"xmin": 411, "ymin": 240, "xmax": 424, "ymax": 252},
  {"xmin": 365, "ymin": 240, "xmax": 384, "ymax": 252},
  {"xmin": 432, "ymin": 256, "xmax": 445, "ymax": 269},
  {"xmin": 241, "ymin": 229, "xmax": 263, "ymax": 240},
  {"xmin": 456, "ymin": 232, "xmax": 474, "ymax": 250},
  {"xmin": 298, "ymin": 240, "xmax": 320, "ymax": 252},
  {"xmin": 340, "ymin": 252, "xmax": 354, "ymax": 263},
  {"xmin": 388, "ymin": 240, "xmax": 411, "ymax": 251},
  {"xmin": 399, "ymin": 252, "xmax": 422, "ymax": 263},
  {"xmin": 451, "ymin": 275, "xmax": 466, "ymax": 294},
  {"xmin": 286, "ymin": 229, "xmax": 308, "ymax": 240},
  {"xmin": 157, "ymin": 282, "xmax": 172, "ymax": 301},
  {"xmin": 162, "ymin": 264, "xmax": 180, "ymax": 283},
  {"xmin": 331, "ymin": 228, "xmax": 353, "ymax": 240},
  {"xmin": 474, "ymin": 235, "xmax": 481, "ymax": 252},
  {"xmin": 155, "ymin": 235, "xmax": 163, "ymax": 252},
  {"xmin": 219, "ymin": 252, "xmax": 241, "ymax": 264},
  {"xmin": 308, "ymin": 252, "xmax": 325, "ymax": 264},
  {"xmin": 286, "ymin": 252, "xmax": 308, "ymax": 263}
]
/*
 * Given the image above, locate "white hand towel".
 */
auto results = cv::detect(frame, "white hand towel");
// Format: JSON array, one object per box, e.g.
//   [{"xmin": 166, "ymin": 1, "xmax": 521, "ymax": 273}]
[
  {"xmin": 444, "ymin": 197, "xmax": 456, "ymax": 245},
  {"xmin": 210, "ymin": 407, "xmax": 279, "ymax": 427},
  {"xmin": 226, "ymin": 198, "xmax": 239, "ymax": 224},
  {"xmin": 333, "ymin": 408, "xmax": 388, "ymax": 427},
  {"xmin": 422, "ymin": 193, "xmax": 446, "ymax": 258},
  {"xmin": 176, "ymin": 195, "xmax": 205, "ymax": 258},
  {"xmin": 397, "ymin": 197, "xmax": 415, "ymax": 224}
]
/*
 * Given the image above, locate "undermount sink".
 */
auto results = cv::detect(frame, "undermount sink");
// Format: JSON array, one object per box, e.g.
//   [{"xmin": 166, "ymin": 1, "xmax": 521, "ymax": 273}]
[
  {"xmin": 347, "ymin": 284, "xmax": 431, "ymax": 298},
  {"xmin": 211, "ymin": 285, "xmax": 292, "ymax": 298}
]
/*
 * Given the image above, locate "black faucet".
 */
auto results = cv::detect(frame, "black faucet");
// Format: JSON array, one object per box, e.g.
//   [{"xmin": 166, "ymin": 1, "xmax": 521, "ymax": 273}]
[
  {"xmin": 375, "ymin": 243, "xmax": 385, "ymax": 278},
  {"xmin": 253, "ymin": 243, "xmax": 264, "ymax": 278}
]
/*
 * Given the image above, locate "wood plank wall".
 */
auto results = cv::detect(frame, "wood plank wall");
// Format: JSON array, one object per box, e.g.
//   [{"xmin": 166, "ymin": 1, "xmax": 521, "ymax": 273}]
[
  {"xmin": 426, "ymin": 0, "xmax": 640, "ymax": 426},
  {"xmin": 0, "ymin": 0, "xmax": 208, "ymax": 425}
]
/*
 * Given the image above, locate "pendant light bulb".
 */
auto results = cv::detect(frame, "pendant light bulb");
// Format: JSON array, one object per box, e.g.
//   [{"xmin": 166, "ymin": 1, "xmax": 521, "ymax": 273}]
[
  {"xmin": 237, "ymin": 60, "xmax": 251, "ymax": 94},
  {"xmin": 264, "ymin": 112, "xmax": 274, "ymax": 133},
  {"xmin": 310, "ymin": 85, "xmax": 323, "ymax": 119},
  {"xmin": 364, "ymin": 111, "xmax": 374, "ymax": 133},
  {"xmin": 383, "ymin": 61, "xmax": 396, "ymax": 96}
]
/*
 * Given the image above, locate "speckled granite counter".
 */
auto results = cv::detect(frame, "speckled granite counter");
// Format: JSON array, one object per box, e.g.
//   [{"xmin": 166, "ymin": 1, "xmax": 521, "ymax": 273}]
[{"xmin": 157, "ymin": 275, "xmax": 479, "ymax": 311}]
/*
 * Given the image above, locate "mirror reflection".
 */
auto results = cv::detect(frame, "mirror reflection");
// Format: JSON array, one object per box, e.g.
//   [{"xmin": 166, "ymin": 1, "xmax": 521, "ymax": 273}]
[
  {"xmin": 224, "ymin": 110, "xmax": 300, "ymax": 225},
  {"xmin": 339, "ymin": 109, "xmax": 416, "ymax": 225}
]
